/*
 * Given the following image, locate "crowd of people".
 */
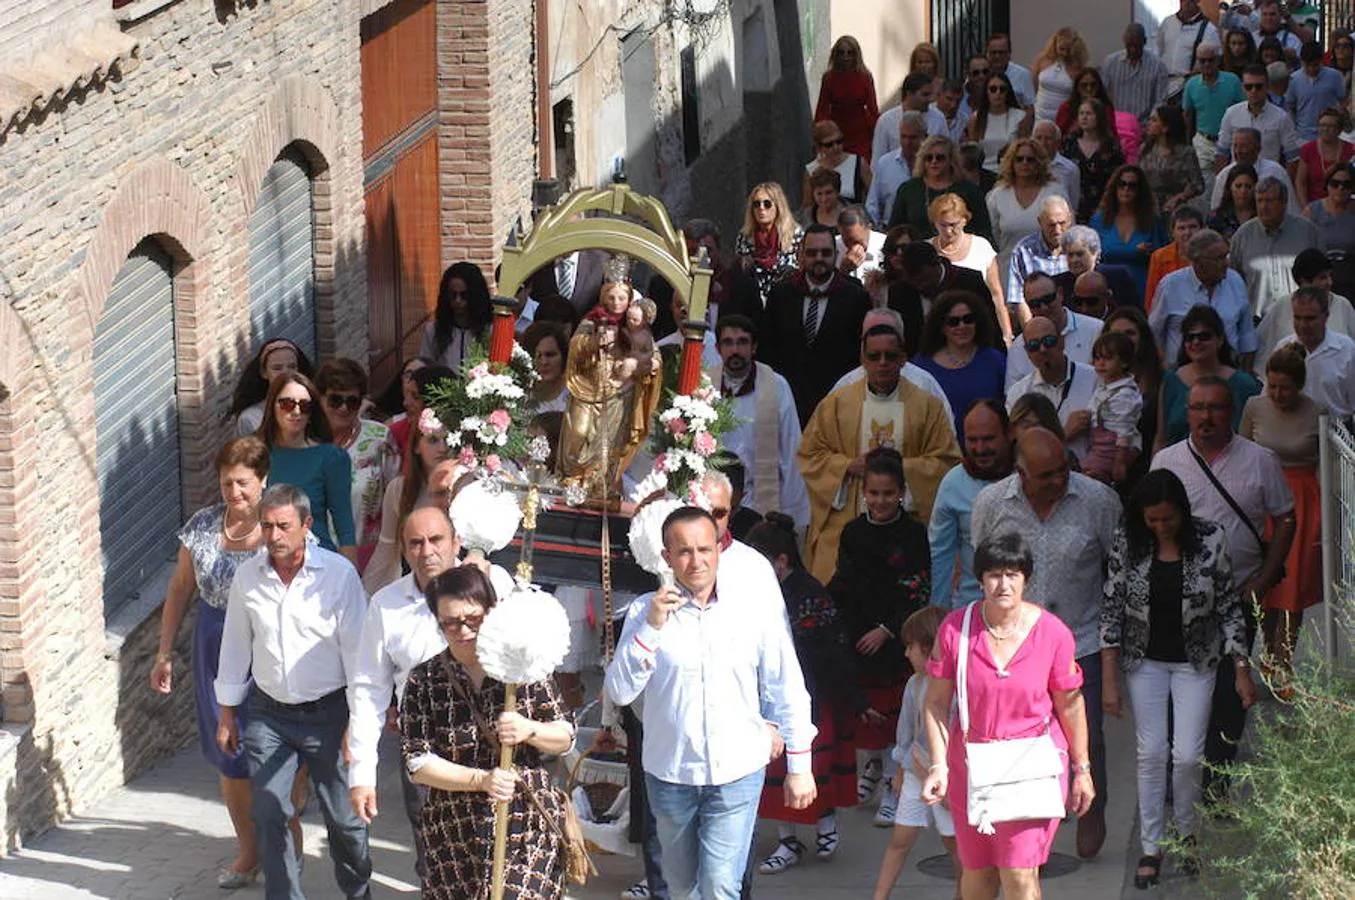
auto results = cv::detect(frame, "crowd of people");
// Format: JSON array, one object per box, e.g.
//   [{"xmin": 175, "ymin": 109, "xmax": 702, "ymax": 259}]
[{"xmin": 141, "ymin": 3, "xmax": 1348, "ymax": 899}]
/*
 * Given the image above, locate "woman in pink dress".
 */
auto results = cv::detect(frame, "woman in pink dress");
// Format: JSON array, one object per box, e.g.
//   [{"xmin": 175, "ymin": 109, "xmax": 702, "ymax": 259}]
[{"xmin": 920, "ymin": 533, "xmax": 1095, "ymax": 899}]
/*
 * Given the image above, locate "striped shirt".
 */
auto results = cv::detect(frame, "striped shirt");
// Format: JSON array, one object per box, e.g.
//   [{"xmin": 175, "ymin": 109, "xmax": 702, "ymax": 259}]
[
  {"xmin": 1101, "ymin": 50, "xmax": 1169, "ymax": 124},
  {"xmin": 1006, "ymin": 230, "xmax": 1069, "ymax": 307}
]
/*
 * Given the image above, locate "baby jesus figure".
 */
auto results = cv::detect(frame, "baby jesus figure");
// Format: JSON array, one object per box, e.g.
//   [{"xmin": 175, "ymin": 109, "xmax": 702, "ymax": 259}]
[{"xmin": 612, "ymin": 296, "xmax": 659, "ymax": 382}]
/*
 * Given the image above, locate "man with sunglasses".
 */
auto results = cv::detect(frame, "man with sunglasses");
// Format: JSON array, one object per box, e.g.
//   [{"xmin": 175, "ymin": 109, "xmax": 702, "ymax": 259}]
[
  {"xmin": 1005, "ymin": 316, "xmax": 1098, "ymax": 460},
  {"xmin": 760, "ymin": 224, "xmax": 870, "ymax": 425},
  {"xmin": 985, "ymin": 33, "xmax": 1035, "ymax": 113},
  {"xmin": 1148, "ymin": 228, "xmax": 1258, "ymax": 364},
  {"xmin": 1070, "ymin": 271, "xmax": 1112, "ymax": 320},
  {"xmin": 1214, "ymin": 63, "xmax": 1300, "ymax": 173},
  {"xmin": 798, "ymin": 311, "xmax": 960, "ymax": 584},
  {"xmin": 1005, "ymin": 271, "xmax": 1103, "ymax": 391}
]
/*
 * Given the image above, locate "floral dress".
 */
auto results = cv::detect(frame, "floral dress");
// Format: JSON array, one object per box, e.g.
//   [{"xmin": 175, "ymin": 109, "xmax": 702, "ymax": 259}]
[
  {"xmin": 401, "ymin": 653, "xmax": 572, "ymax": 900},
  {"xmin": 735, "ymin": 227, "xmax": 804, "ymax": 307},
  {"xmin": 345, "ymin": 418, "xmax": 394, "ymax": 573}
]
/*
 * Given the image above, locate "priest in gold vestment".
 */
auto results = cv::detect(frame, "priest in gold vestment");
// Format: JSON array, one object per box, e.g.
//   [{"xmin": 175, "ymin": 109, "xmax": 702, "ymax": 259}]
[{"xmin": 797, "ymin": 310, "xmax": 961, "ymax": 583}]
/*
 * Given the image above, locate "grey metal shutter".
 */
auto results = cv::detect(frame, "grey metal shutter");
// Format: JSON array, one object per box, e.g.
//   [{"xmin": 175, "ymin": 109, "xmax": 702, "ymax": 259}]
[
  {"xmin": 94, "ymin": 238, "xmax": 182, "ymax": 614},
  {"xmin": 248, "ymin": 148, "xmax": 316, "ymax": 358}
]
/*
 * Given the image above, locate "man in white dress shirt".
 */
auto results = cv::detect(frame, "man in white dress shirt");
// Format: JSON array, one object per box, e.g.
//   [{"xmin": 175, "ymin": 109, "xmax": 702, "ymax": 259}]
[
  {"xmin": 872, "ymin": 72, "xmax": 948, "ymax": 166},
  {"xmin": 1157, "ymin": 0, "xmax": 1220, "ymax": 96},
  {"xmin": 605, "ymin": 506, "xmax": 816, "ymax": 898},
  {"xmin": 1215, "ymin": 65, "xmax": 1301, "ymax": 170},
  {"xmin": 1273, "ymin": 287, "xmax": 1355, "ymax": 418},
  {"xmin": 986, "ymin": 33, "xmax": 1036, "ymax": 111},
  {"xmin": 1006, "ymin": 316, "xmax": 1098, "ymax": 459},
  {"xmin": 708, "ymin": 315, "xmax": 811, "ymax": 529},
  {"xmin": 216, "ymin": 484, "xmax": 372, "ymax": 900},
  {"xmin": 346, "ymin": 507, "xmax": 513, "ymax": 886}
]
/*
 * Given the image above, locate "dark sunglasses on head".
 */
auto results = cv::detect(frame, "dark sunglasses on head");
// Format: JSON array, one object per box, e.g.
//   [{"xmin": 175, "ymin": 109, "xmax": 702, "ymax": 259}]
[
  {"xmin": 944, "ymin": 313, "xmax": 976, "ymax": 327},
  {"xmin": 752, "ymin": 199, "xmax": 775, "ymax": 210},
  {"xmin": 325, "ymin": 393, "xmax": 362, "ymax": 411},
  {"xmin": 1183, "ymin": 330, "xmax": 1216, "ymax": 344},
  {"xmin": 1026, "ymin": 293, "xmax": 1057, "ymax": 309},
  {"xmin": 1024, "ymin": 334, "xmax": 1060, "ymax": 352},
  {"xmin": 276, "ymin": 397, "xmax": 312, "ymax": 414}
]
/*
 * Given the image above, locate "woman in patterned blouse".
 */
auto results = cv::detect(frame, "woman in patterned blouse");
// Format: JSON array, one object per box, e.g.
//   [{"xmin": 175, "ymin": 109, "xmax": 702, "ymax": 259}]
[{"xmin": 402, "ymin": 566, "xmax": 575, "ymax": 899}]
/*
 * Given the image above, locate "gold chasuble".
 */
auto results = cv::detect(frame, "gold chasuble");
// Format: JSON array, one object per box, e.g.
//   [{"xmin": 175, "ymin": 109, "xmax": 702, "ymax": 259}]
[{"xmin": 798, "ymin": 378, "xmax": 961, "ymax": 584}]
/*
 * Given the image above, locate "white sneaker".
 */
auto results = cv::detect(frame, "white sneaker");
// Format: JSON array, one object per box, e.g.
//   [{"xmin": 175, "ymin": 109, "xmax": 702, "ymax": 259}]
[
  {"xmin": 874, "ymin": 793, "xmax": 898, "ymax": 828},
  {"xmin": 620, "ymin": 882, "xmax": 652, "ymax": 899}
]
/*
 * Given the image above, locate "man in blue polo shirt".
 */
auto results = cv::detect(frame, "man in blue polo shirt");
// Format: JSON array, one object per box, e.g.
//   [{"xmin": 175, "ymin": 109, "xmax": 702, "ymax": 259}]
[
  {"xmin": 1286, "ymin": 41, "xmax": 1346, "ymax": 141},
  {"xmin": 1182, "ymin": 42, "xmax": 1243, "ymax": 186}
]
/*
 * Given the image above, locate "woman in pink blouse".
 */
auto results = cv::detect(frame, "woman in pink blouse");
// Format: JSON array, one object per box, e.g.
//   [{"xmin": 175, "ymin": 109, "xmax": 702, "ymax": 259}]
[{"xmin": 921, "ymin": 533, "xmax": 1094, "ymax": 900}]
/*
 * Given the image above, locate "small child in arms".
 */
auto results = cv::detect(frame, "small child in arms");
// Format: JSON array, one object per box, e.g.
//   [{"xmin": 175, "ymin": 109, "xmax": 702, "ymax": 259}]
[{"xmin": 873, "ymin": 605, "xmax": 961, "ymax": 900}]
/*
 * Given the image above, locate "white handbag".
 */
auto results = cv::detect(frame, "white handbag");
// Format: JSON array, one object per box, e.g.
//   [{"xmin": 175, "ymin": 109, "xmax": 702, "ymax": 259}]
[{"xmin": 956, "ymin": 602, "xmax": 1068, "ymax": 835}]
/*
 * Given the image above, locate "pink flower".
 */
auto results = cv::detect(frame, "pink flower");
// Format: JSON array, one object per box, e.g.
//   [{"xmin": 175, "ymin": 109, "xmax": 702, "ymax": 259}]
[
  {"xmin": 418, "ymin": 408, "xmax": 445, "ymax": 435},
  {"xmin": 488, "ymin": 409, "xmax": 512, "ymax": 433},
  {"xmin": 666, "ymin": 416, "xmax": 689, "ymax": 437},
  {"xmin": 653, "ymin": 453, "xmax": 667, "ymax": 473},
  {"xmin": 692, "ymin": 431, "xmax": 717, "ymax": 457},
  {"xmin": 458, "ymin": 446, "xmax": 478, "ymax": 468},
  {"xmin": 485, "ymin": 453, "xmax": 502, "ymax": 473},
  {"xmin": 468, "ymin": 362, "xmax": 490, "ymax": 380}
]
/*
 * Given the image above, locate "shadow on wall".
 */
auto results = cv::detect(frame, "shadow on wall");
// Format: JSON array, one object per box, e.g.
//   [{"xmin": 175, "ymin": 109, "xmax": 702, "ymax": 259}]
[{"xmin": 0, "ymin": 232, "xmax": 365, "ymax": 849}]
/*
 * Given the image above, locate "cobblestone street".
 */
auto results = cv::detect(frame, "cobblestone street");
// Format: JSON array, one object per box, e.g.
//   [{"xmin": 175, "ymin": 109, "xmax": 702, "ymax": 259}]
[{"xmin": 0, "ymin": 716, "xmax": 1172, "ymax": 899}]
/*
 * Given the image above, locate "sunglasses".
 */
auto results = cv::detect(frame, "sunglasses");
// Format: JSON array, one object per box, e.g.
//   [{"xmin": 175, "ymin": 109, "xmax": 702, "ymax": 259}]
[
  {"xmin": 1183, "ymin": 330, "xmax": 1216, "ymax": 344},
  {"xmin": 1243, "ymin": 82, "xmax": 1267, "ymax": 91},
  {"xmin": 1333, "ymin": 179, "xmax": 1354, "ymax": 188},
  {"xmin": 752, "ymin": 198, "xmax": 775, "ymax": 210},
  {"xmin": 864, "ymin": 350, "xmax": 903, "ymax": 363},
  {"xmin": 1024, "ymin": 335, "xmax": 1060, "ymax": 352},
  {"xmin": 970, "ymin": 67, "xmax": 991, "ymax": 77},
  {"xmin": 944, "ymin": 313, "xmax": 976, "ymax": 327},
  {"xmin": 276, "ymin": 397, "xmax": 312, "ymax": 414},
  {"xmin": 819, "ymin": 137, "xmax": 844, "ymax": 148},
  {"xmin": 325, "ymin": 393, "xmax": 362, "ymax": 411},
  {"xmin": 437, "ymin": 614, "xmax": 485, "ymax": 633},
  {"xmin": 987, "ymin": 85, "xmax": 1007, "ymax": 93},
  {"xmin": 924, "ymin": 153, "xmax": 948, "ymax": 162},
  {"xmin": 1026, "ymin": 293, "xmax": 1057, "ymax": 309},
  {"xmin": 1070, "ymin": 294, "xmax": 1104, "ymax": 307},
  {"xmin": 1013, "ymin": 154, "xmax": 1037, "ymax": 164}
]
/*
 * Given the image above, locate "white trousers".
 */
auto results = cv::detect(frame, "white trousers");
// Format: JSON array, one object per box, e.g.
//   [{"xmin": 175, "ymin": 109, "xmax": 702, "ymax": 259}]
[{"xmin": 1125, "ymin": 659, "xmax": 1217, "ymax": 855}]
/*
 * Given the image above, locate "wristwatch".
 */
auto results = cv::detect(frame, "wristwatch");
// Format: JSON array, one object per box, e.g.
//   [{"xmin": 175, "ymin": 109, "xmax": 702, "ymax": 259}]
[{"xmin": 1072, "ymin": 762, "xmax": 1092, "ymax": 775}]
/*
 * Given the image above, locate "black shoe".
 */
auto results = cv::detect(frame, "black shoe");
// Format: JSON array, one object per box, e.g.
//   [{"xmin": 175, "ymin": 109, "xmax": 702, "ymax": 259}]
[{"xmin": 1134, "ymin": 854, "xmax": 1163, "ymax": 890}]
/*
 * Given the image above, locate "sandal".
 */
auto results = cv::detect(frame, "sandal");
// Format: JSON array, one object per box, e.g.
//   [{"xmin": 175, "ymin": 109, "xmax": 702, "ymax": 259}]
[
  {"xmin": 1134, "ymin": 854, "xmax": 1162, "ymax": 890},
  {"xmin": 757, "ymin": 836, "xmax": 805, "ymax": 874},
  {"xmin": 619, "ymin": 882, "xmax": 652, "ymax": 899},
  {"xmin": 815, "ymin": 827, "xmax": 840, "ymax": 860},
  {"xmin": 857, "ymin": 757, "xmax": 883, "ymax": 804}
]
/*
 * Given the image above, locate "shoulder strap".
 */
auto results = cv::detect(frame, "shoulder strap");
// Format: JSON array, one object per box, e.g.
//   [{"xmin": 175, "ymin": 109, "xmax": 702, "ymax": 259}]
[
  {"xmin": 1193, "ymin": 20, "xmax": 1209, "ymax": 57},
  {"xmin": 439, "ymin": 654, "xmax": 503, "ymax": 754},
  {"xmin": 956, "ymin": 602, "xmax": 975, "ymax": 740},
  {"xmin": 1187, "ymin": 442, "xmax": 1267, "ymax": 554}
]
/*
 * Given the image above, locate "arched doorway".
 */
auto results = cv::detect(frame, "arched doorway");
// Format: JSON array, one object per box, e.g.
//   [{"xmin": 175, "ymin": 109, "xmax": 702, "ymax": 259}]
[{"xmin": 248, "ymin": 146, "xmax": 317, "ymax": 358}]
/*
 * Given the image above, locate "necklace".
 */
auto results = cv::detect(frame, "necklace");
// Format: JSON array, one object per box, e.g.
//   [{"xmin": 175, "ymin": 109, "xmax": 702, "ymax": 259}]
[
  {"xmin": 942, "ymin": 344, "xmax": 976, "ymax": 368},
  {"xmin": 223, "ymin": 513, "xmax": 260, "ymax": 543},
  {"xmin": 981, "ymin": 603, "xmax": 1024, "ymax": 641}
]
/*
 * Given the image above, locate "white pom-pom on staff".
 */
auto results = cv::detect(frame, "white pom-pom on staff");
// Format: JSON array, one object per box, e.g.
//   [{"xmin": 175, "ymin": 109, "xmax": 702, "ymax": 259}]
[
  {"xmin": 628, "ymin": 495, "xmax": 683, "ymax": 589},
  {"xmin": 450, "ymin": 478, "xmax": 522, "ymax": 571}
]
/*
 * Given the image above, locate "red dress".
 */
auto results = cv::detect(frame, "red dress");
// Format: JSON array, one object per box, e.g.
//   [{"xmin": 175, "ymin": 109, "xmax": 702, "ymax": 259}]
[
  {"xmin": 927, "ymin": 606, "xmax": 1083, "ymax": 870},
  {"xmin": 815, "ymin": 69, "xmax": 880, "ymax": 158},
  {"xmin": 1299, "ymin": 140, "xmax": 1355, "ymax": 203}
]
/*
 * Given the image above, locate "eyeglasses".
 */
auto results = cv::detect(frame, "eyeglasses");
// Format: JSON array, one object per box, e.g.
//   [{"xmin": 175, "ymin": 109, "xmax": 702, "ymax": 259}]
[
  {"xmin": 752, "ymin": 198, "xmax": 775, "ymax": 210},
  {"xmin": 819, "ymin": 137, "xmax": 844, "ymax": 148},
  {"xmin": 1026, "ymin": 293, "xmax": 1057, "ymax": 309},
  {"xmin": 864, "ymin": 350, "xmax": 904, "ymax": 362},
  {"xmin": 924, "ymin": 153, "xmax": 948, "ymax": 162},
  {"xmin": 710, "ymin": 506, "xmax": 731, "ymax": 520},
  {"xmin": 1024, "ymin": 335, "xmax": 1060, "ymax": 352},
  {"xmin": 944, "ymin": 313, "xmax": 976, "ymax": 327},
  {"xmin": 987, "ymin": 85, "xmax": 1007, "ymax": 93},
  {"xmin": 276, "ymin": 397, "xmax": 312, "ymax": 414},
  {"xmin": 437, "ymin": 614, "xmax": 485, "ymax": 633},
  {"xmin": 1243, "ymin": 82, "xmax": 1267, "ymax": 91},
  {"xmin": 325, "ymin": 393, "xmax": 362, "ymax": 411},
  {"xmin": 1183, "ymin": 330, "xmax": 1216, "ymax": 344},
  {"xmin": 1186, "ymin": 403, "xmax": 1230, "ymax": 413}
]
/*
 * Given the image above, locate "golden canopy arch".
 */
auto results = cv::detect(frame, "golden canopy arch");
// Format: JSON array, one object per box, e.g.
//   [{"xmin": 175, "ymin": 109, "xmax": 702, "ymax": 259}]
[{"xmin": 497, "ymin": 184, "xmax": 713, "ymax": 326}]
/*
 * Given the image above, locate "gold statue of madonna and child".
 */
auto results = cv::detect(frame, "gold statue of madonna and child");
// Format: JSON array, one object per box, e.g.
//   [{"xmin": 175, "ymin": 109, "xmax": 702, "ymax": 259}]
[{"xmin": 556, "ymin": 255, "xmax": 664, "ymax": 502}]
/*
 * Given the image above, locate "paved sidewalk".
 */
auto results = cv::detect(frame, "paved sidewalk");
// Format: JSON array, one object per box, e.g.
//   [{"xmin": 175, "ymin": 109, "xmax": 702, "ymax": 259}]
[{"xmin": 0, "ymin": 718, "xmax": 1143, "ymax": 899}]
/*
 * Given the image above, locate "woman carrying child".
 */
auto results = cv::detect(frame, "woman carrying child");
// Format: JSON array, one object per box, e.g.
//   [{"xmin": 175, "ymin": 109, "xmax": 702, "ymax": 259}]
[
  {"xmin": 827, "ymin": 447, "xmax": 931, "ymax": 826},
  {"xmin": 747, "ymin": 512, "xmax": 878, "ymax": 874}
]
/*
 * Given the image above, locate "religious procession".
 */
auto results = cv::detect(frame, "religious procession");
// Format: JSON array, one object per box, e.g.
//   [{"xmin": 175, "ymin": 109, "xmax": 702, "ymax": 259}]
[{"xmin": 13, "ymin": 1, "xmax": 1349, "ymax": 899}]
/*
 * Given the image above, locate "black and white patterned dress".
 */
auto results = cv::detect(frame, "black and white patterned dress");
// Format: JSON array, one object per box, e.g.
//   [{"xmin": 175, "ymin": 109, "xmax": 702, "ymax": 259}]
[{"xmin": 401, "ymin": 652, "xmax": 572, "ymax": 900}]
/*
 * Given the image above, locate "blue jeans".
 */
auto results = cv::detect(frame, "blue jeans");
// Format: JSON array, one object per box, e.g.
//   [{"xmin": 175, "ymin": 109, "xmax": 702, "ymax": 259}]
[
  {"xmin": 1078, "ymin": 652, "xmax": 1108, "ymax": 816},
  {"xmin": 645, "ymin": 769, "xmax": 764, "ymax": 900},
  {"xmin": 245, "ymin": 690, "xmax": 372, "ymax": 900}
]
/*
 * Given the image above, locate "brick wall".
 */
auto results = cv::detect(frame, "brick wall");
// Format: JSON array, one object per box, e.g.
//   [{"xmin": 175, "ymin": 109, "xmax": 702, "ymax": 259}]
[{"xmin": 0, "ymin": 0, "xmax": 366, "ymax": 850}]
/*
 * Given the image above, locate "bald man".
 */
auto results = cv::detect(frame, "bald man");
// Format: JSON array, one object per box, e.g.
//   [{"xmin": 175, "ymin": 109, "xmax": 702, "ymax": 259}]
[
  {"xmin": 1006, "ymin": 316, "xmax": 1098, "ymax": 459},
  {"xmin": 1070, "ymin": 271, "xmax": 1112, "ymax": 320},
  {"xmin": 971, "ymin": 427, "xmax": 1122, "ymax": 859}
]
